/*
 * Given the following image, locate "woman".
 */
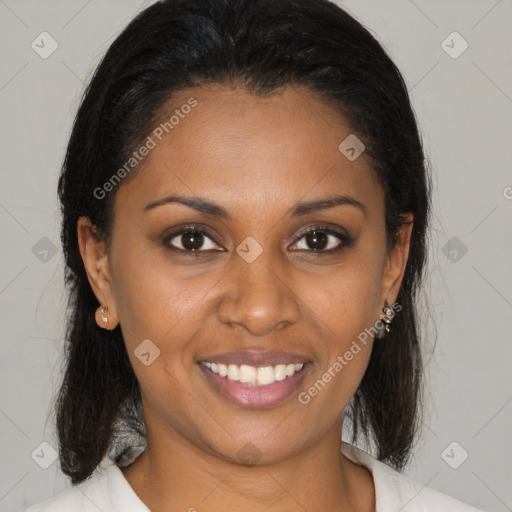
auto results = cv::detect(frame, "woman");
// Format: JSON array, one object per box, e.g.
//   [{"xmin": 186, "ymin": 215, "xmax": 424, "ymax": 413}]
[{"xmin": 26, "ymin": 0, "xmax": 486, "ymax": 510}]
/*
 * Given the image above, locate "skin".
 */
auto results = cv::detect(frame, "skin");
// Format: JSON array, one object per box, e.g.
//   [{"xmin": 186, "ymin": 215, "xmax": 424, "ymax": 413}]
[{"xmin": 78, "ymin": 84, "xmax": 413, "ymax": 512}]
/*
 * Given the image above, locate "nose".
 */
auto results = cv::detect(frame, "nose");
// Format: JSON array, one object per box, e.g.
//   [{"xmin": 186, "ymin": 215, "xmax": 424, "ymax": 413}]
[{"xmin": 217, "ymin": 249, "xmax": 302, "ymax": 337}]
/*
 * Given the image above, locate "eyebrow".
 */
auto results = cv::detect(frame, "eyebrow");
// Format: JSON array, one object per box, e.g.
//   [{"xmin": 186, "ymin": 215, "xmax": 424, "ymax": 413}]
[{"xmin": 143, "ymin": 193, "xmax": 367, "ymax": 220}]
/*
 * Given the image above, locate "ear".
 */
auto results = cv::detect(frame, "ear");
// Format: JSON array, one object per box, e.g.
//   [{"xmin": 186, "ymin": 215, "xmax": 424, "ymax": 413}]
[
  {"xmin": 380, "ymin": 213, "xmax": 414, "ymax": 306},
  {"xmin": 77, "ymin": 216, "xmax": 118, "ymax": 327}
]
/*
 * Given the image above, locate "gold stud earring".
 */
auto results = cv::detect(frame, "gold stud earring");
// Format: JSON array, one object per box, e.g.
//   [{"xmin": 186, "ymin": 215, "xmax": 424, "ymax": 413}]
[
  {"xmin": 96, "ymin": 304, "xmax": 119, "ymax": 330},
  {"xmin": 100, "ymin": 306, "xmax": 109, "ymax": 324}
]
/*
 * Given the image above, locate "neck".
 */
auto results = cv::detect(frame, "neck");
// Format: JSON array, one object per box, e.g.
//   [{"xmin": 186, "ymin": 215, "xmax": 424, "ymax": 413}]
[{"xmin": 122, "ymin": 420, "xmax": 375, "ymax": 512}]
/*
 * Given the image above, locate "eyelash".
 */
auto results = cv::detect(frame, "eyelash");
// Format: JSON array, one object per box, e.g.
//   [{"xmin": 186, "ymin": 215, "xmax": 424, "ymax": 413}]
[
  {"xmin": 291, "ymin": 225, "xmax": 353, "ymax": 253},
  {"xmin": 162, "ymin": 224, "xmax": 353, "ymax": 255}
]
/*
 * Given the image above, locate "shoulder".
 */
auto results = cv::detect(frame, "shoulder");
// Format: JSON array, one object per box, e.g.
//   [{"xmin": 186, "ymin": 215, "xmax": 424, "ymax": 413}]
[
  {"xmin": 24, "ymin": 463, "xmax": 148, "ymax": 512},
  {"xmin": 341, "ymin": 442, "xmax": 487, "ymax": 512},
  {"xmin": 25, "ymin": 465, "xmax": 115, "ymax": 512}
]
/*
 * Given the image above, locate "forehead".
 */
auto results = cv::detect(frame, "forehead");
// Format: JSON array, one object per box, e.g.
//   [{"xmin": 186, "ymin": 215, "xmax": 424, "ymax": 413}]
[{"xmin": 114, "ymin": 84, "xmax": 383, "ymax": 217}]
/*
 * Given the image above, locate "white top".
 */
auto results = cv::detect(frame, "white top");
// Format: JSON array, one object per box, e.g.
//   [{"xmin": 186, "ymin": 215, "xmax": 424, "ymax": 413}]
[{"xmin": 26, "ymin": 442, "xmax": 486, "ymax": 511}]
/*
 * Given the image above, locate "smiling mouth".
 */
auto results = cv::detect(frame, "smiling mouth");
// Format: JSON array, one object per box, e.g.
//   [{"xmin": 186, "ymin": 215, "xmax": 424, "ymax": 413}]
[
  {"xmin": 198, "ymin": 360, "xmax": 312, "ymax": 408},
  {"xmin": 199, "ymin": 361, "xmax": 305, "ymax": 386}
]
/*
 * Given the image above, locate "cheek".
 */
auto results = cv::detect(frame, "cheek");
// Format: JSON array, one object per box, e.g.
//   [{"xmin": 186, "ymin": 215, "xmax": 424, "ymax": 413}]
[
  {"xmin": 109, "ymin": 236, "xmax": 211, "ymax": 347},
  {"xmin": 298, "ymin": 244, "xmax": 385, "ymax": 396},
  {"xmin": 306, "ymin": 246, "xmax": 385, "ymax": 334}
]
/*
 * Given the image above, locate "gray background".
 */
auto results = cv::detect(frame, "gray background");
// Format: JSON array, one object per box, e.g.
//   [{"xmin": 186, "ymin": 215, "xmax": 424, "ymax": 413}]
[{"xmin": 0, "ymin": 0, "xmax": 511, "ymax": 511}]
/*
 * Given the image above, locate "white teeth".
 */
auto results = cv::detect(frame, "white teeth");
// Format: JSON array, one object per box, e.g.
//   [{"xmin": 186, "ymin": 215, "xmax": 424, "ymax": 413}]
[
  {"xmin": 257, "ymin": 366, "xmax": 275, "ymax": 385},
  {"xmin": 227, "ymin": 364, "xmax": 240, "ymax": 381},
  {"xmin": 218, "ymin": 363, "xmax": 228, "ymax": 377},
  {"xmin": 200, "ymin": 361, "xmax": 306, "ymax": 386},
  {"xmin": 239, "ymin": 364, "xmax": 257, "ymax": 384},
  {"xmin": 274, "ymin": 364, "xmax": 287, "ymax": 381}
]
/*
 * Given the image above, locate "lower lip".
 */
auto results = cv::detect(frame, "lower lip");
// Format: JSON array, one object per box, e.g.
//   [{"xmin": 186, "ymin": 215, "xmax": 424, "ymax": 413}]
[{"xmin": 198, "ymin": 363, "xmax": 311, "ymax": 408}]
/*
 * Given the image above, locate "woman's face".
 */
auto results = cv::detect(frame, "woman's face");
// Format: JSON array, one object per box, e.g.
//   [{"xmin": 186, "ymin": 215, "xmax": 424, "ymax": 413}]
[{"xmin": 80, "ymin": 84, "xmax": 412, "ymax": 465}]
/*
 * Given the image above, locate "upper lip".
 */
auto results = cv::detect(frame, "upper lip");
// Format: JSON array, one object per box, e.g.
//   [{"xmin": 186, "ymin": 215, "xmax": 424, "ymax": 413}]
[{"xmin": 198, "ymin": 350, "xmax": 311, "ymax": 367}]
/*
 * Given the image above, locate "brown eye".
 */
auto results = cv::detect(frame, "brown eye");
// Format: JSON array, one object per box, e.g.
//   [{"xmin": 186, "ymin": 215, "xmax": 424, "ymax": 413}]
[
  {"xmin": 303, "ymin": 230, "xmax": 329, "ymax": 250},
  {"xmin": 290, "ymin": 227, "xmax": 352, "ymax": 253},
  {"xmin": 165, "ymin": 228, "xmax": 221, "ymax": 252}
]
